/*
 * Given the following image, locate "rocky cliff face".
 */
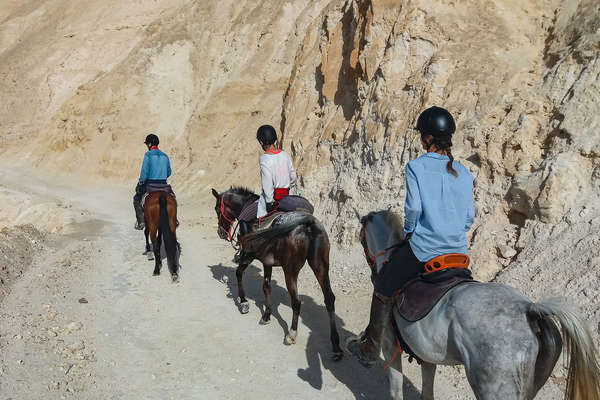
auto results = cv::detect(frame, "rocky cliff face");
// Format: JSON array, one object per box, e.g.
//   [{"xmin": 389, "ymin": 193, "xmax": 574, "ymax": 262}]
[
  {"xmin": 1, "ymin": 0, "xmax": 599, "ymax": 290},
  {"xmin": 280, "ymin": 0, "xmax": 600, "ymax": 283}
]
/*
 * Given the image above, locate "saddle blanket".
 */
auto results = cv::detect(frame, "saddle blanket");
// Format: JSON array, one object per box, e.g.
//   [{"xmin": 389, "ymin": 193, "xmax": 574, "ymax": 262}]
[
  {"xmin": 395, "ymin": 271, "xmax": 477, "ymax": 322},
  {"xmin": 141, "ymin": 184, "xmax": 175, "ymax": 208},
  {"xmin": 238, "ymin": 195, "xmax": 313, "ymax": 222}
]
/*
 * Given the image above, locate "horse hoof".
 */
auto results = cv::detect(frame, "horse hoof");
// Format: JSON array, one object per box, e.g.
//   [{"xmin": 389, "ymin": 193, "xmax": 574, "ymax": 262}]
[
  {"xmin": 153, "ymin": 271, "xmax": 160, "ymax": 276},
  {"xmin": 239, "ymin": 302, "xmax": 250, "ymax": 314},
  {"xmin": 147, "ymin": 253, "xmax": 154, "ymax": 261},
  {"xmin": 284, "ymin": 330, "xmax": 297, "ymax": 345},
  {"xmin": 259, "ymin": 318, "xmax": 271, "ymax": 325},
  {"xmin": 331, "ymin": 351, "xmax": 344, "ymax": 362},
  {"xmin": 171, "ymin": 274, "xmax": 179, "ymax": 283}
]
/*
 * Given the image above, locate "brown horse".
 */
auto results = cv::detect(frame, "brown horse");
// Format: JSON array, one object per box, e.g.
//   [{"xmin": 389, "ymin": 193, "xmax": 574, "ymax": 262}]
[
  {"xmin": 211, "ymin": 187, "xmax": 343, "ymax": 360},
  {"xmin": 144, "ymin": 191, "xmax": 180, "ymax": 282}
]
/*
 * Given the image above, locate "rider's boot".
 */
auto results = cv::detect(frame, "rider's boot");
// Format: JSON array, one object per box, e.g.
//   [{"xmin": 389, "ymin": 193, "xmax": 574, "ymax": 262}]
[
  {"xmin": 133, "ymin": 197, "xmax": 145, "ymax": 230},
  {"xmin": 347, "ymin": 292, "xmax": 393, "ymax": 368},
  {"xmin": 233, "ymin": 221, "xmax": 253, "ymax": 265}
]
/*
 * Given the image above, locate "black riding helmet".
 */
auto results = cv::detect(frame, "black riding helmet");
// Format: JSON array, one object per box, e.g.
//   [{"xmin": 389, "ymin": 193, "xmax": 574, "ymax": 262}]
[
  {"xmin": 416, "ymin": 106, "xmax": 456, "ymax": 137},
  {"xmin": 256, "ymin": 125, "xmax": 277, "ymax": 145},
  {"xmin": 144, "ymin": 133, "xmax": 159, "ymax": 146}
]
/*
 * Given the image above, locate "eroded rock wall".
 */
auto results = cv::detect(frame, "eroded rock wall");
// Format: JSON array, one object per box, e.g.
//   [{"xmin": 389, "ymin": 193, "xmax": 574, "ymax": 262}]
[{"xmin": 281, "ymin": 0, "xmax": 600, "ymax": 282}]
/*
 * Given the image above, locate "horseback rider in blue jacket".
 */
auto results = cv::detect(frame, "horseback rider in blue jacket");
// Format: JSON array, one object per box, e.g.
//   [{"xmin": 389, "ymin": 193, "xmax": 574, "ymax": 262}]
[
  {"xmin": 133, "ymin": 134, "xmax": 172, "ymax": 230},
  {"xmin": 347, "ymin": 106, "xmax": 475, "ymax": 367}
]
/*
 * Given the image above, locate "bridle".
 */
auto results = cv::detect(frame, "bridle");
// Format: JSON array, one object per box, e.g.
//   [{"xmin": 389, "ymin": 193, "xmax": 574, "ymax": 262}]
[
  {"xmin": 360, "ymin": 226, "xmax": 386, "ymax": 268},
  {"xmin": 218, "ymin": 195, "xmax": 239, "ymax": 247}
]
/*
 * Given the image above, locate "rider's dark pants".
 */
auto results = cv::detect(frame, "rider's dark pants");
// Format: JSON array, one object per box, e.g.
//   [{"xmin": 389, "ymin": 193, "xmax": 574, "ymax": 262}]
[
  {"xmin": 133, "ymin": 183, "xmax": 146, "ymax": 224},
  {"xmin": 361, "ymin": 242, "xmax": 425, "ymax": 360},
  {"xmin": 374, "ymin": 242, "xmax": 424, "ymax": 297}
]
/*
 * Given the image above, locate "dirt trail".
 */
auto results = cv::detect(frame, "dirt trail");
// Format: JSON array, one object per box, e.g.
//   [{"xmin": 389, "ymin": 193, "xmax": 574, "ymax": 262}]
[
  {"xmin": 2, "ymin": 165, "xmax": 568, "ymax": 399},
  {"xmin": 0, "ymin": 166, "xmax": 425, "ymax": 400}
]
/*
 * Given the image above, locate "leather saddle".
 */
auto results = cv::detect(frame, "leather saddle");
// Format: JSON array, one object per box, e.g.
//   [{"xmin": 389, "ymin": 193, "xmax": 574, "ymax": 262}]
[
  {"xmin": 249, "ymin": 211, "xmax": 285, "ymax": 234},
  {"xmin": 395, "ymin": 269, "xmax": 477, "ymax": 322},
  {"xmin": 141, "ymin": 183, "xmax": 175, "ymax": 208}
]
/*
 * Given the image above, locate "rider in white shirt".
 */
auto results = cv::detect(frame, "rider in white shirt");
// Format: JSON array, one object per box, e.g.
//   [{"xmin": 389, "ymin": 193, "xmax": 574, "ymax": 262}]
[
  {"xmin": 257, "ymin": 131, "xmax": 297, "ymax": 218},
  {"xmin": 235, "ymin": 125, "xmax": 297, "ymax": 265}
]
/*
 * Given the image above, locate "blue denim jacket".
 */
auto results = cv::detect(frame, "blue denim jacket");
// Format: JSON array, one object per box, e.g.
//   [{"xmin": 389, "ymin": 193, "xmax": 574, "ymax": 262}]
[
  {"xmin": 138, "ymin": 149, "xmax": 171, "ymax": 184},
  {"xmin": 404, "ymin": 153, "xmax": 475, "ymax": 262}
]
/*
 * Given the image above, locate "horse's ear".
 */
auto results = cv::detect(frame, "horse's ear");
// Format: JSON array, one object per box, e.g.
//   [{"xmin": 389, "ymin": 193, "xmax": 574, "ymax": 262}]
[{"xmin": 211, "ymin": 188, "xmax": 219, "ymax": 199}]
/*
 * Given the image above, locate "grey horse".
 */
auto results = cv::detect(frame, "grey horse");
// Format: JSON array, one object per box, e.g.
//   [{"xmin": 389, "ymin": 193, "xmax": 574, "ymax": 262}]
[{"xmin": 354, "ymin": 211, "xmax": 600, "ymax": 400}]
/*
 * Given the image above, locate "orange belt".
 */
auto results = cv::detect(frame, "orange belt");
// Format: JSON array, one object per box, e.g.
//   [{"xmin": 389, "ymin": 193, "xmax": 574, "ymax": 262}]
[{"xmin": 424, "ymin": 253, "xmax": 470, "ymax": 274}]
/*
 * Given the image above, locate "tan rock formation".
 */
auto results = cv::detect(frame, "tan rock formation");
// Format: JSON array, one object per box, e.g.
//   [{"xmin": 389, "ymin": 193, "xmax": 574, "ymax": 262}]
[{"xmin": 280, "ymin": 0, "xmax": 600, "ymax": 285}]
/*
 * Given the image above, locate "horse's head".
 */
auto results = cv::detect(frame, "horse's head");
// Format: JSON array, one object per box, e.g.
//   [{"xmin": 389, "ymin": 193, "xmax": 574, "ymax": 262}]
[
  {"xmin": 211, "ymin": 187, "xmax": 259, "ymax": 241},
  {"xmin": 212, "ymin": 188, "xmax": 235, "ymax": 240},
  {"xmin": 359, "ymin": 210, "xmax": 405, "ymax": 282}
]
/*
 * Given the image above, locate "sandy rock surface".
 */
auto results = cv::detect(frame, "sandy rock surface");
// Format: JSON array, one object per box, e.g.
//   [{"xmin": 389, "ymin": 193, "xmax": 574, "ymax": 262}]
[{"xmin": 1, "ymin": 0, "xmax": 599, "ymax": 398}]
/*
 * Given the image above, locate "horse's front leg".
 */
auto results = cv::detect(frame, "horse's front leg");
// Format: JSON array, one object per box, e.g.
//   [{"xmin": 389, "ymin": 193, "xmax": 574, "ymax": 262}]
[
  {"xmin": 382, "ymin": 322, "xmax": 404, "ymax": 399},
  {"xmin": 259, "ymin": 266, "xmax": 273, "ymax": 325},
  {"xmin": 283, "ymin": 268, "xmax": 301, "ymax": 345},
  {"xmin": 236, "ymin": 263, "xmax": 250, "ymax": 314},
  {"xmin": 144, "ymin": 228, "xmax": 151, "ymax": 253},
  {"xmin": 421, "ymin": 362, "xmax": 436, "ymax": 400}
]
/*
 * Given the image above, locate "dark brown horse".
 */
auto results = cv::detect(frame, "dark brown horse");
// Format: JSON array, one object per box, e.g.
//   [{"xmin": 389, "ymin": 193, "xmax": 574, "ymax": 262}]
[
  {"xmin": 144, "ymin": 191, "xmax": 180, "ymax": 282},
  {"xmin": 211, "ymin": 187, "xmax": 343, "ymax": 360}
]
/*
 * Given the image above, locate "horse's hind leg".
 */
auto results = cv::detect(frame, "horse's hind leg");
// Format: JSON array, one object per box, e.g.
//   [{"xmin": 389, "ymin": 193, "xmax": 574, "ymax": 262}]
[
  {"xmin": 464, "ymin": 350, "xmax": 536, "ymax": 400},
  {"xmin": 260, "ymin": 266, "xmax": 273, "ymax": 325},
  {"xmin": 144, "ymin": 228, "xmax": 152, "ymax": 257},
  {"xmin": 307, "ymin": 245, "xmax": 343, "ymax": 359},
  {"xmin": 283, "ymin": 267, "xmax": 301, "ymax": 345},
  {"xmin": 236, "ymin": 263, "xmax": 250, "ymax": 314}
]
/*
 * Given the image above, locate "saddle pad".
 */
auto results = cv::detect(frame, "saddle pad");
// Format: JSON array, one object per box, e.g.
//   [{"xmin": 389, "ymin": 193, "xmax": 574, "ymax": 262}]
[
  {"xmin": 251, "ymin": 211, "xmax": 284, "ymax": 233},
  {"xmin": 395, "ymin": 275, "xmax": 477, "ymax": 322},
  {"xmin": 141, "ymin": 186, "xmax": 175, "ymax": 208}
]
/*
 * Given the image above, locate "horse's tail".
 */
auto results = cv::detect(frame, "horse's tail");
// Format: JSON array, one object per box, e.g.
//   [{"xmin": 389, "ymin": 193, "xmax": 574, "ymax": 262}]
[
  {"xmin": 159, "ymin": 194, "xmax": 179, "ymax": 279},
  {"xmin": 528, "ymin": 298, "xmax": 600, "ymax": 400}
]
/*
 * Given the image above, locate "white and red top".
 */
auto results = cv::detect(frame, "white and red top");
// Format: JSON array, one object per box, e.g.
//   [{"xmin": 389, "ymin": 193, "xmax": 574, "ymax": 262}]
[{"xmin": 257, "ymin": 149, "xmax": 297, "ymax": 218}]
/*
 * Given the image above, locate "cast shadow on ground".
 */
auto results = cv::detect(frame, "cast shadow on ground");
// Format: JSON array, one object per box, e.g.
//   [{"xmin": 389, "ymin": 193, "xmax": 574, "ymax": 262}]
[{"xmin": 208, "ymin": 262, "xmax": 421, "ymax": 400}]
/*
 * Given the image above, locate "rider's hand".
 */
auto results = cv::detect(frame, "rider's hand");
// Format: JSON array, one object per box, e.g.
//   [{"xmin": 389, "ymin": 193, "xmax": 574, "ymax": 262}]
[{"xmin": 266, "ymin": 202, "xmax": 275, "ymax": 212}]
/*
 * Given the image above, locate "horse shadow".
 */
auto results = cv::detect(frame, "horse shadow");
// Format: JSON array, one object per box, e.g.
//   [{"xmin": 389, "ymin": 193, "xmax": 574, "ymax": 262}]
[{"xmin": 208, "ymin": 263, "xmax": 421, "ymax": 399}]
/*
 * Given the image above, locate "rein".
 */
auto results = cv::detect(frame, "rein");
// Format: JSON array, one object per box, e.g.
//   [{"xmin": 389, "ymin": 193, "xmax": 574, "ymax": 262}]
[{"xmin": 219, "ymin": 196, "xmax": 239, "ymax": 248}]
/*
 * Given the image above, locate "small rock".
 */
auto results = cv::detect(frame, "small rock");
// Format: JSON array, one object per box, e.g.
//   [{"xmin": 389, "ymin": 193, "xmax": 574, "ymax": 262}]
[
  {"xmin": 13, "ymin": 334, "xmax": 22, "ymax": 340},
  {"xmin": 498, "ymin": 245, "xmax": 517, "ymax": 259},
  {"xmin": 17, "ymin": 359, "xmax": 24, "ymax": 365},
  {"xmin": 78, "ymin": 298, "xmax": 88, "ymax": 304},
  {"xmin": 66, "ymin": 322, "xmax": 82, "ymax": 332},
  {"xmin": 67, "ymin": 341, "xmax": 85, "ymax": 352}
]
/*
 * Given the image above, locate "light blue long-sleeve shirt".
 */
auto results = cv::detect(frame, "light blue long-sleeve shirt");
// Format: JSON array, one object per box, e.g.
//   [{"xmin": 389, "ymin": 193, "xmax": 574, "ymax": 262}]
[
  {"xmin": 138, "ymin": 149, "xmax": 172, "ymax": 184},
  {"xmin": 404, "ymin": 152, "xmax": 474, "ymax": 262}
]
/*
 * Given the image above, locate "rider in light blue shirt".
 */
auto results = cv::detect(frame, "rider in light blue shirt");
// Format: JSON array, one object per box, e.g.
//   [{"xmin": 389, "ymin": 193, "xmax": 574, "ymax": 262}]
[
  {"xmin": 348, "ymin": 106, "xmax": 475, "ymax": 368},
  {"xmin": 133, "ymin": 133, "xmax": 173, "ymax": 230},
  {"xmin": 404, "ymin": 152, "xmax": 474, "ymax": 261},
  {"xmin": 138, "ymin": 147, "xmax": 172, "ymax": 183}
]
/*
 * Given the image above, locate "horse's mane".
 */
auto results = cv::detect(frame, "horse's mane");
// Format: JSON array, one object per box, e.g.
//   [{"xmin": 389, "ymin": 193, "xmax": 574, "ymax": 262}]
[
  {"xmin": 361, "ymin": 210, "xmax": 404, "ymax": 236},
  {"xmin": 229, "ymin": 186, "xmax": 258, "ymax": 198}
]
